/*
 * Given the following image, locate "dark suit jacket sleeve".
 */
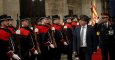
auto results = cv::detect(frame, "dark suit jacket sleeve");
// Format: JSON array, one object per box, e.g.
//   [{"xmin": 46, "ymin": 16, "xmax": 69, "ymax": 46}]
[
  {"xmin": 91, "ymin": 26, "xmax": 98, "ymax": 52},
  {"xmin": 73, "ymin": 28, "xmax": 77, "ymax": 52}
]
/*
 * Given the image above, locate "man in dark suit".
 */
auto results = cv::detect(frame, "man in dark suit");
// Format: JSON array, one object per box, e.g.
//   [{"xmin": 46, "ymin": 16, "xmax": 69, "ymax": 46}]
[
  {"xmin": 73, "ymin": 15, "xmax": 98, "ymax": 60},
  {"xmin": 98, "ymin": 13, "xmax": 115, "ymax": 60}
]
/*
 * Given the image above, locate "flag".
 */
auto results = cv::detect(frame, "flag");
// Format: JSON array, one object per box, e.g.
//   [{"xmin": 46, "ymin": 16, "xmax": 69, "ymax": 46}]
[{"xmin": 90, "ymin": 0, "xmax": 98, "ymax": 26}]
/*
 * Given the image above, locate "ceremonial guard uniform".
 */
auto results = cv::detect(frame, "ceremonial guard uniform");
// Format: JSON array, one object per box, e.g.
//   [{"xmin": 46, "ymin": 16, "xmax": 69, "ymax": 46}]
[
  {"xmin": 98, "ymin": 13, "xmax": 115, "ymax": 60},
  {"xmin": 0, "ymin": 18, "xmax": 12, "ymax": 60},
  {"xmin": 7, "ymin": 16, "xmax": 16, "ymax": 34},
  {"xmin": 63, "ymin": 15, "xmax": 73, "ymax": 60},
  {"xmin": 46, "ymin": 16, "xmax": 52, "ymax": 29},
  {"xmin": 19, "ymin": 18, "xmax": 37, "ymax": 60},
  {"xmin": 36, "ymin": 17, "xmax": 54, "ymax": 60},
  {"xmin": 6, "ymin": 16, "xmax": 19, "ymax": 54},
  {"xmin": 0, "ymin": 15, "xmax": 20, "ymax": 60},
  {"xmin": 71, "ymin": 15, "xmax": 79, "ymax": 31},
  {"xmin": 51, "ymin": 15, "xmax": 68, "ymax": 60}
]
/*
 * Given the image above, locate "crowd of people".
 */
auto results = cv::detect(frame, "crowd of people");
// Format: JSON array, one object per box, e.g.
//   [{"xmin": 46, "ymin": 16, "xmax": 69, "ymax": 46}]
[{"xmin": 0, "ymin": 13, "xmax": 115, "ymax": 60}]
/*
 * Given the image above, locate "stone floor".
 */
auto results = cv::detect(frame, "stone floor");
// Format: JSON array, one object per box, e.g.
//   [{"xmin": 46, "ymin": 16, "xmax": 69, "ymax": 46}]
[{"xmin": 61, "ymin": 54, "xmax": 79, "ymax": 60}]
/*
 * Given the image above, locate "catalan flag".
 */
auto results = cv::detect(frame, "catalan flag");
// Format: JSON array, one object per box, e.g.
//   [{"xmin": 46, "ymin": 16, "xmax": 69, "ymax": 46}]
[{"xmin": 90, "ymin": 0, "xmax": 99, "ymax": 26}]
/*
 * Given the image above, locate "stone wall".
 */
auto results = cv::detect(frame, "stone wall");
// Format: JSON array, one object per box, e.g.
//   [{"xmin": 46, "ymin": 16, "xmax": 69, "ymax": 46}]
[
  {"xmin": 45, "ymin": 0, "xmax": 68, "ymax": 22},
  {"xmin": 65, "ymin": 0, "xmax": 102, "ymax": 18},
  {"xmin": 73, "ymin": 0, "xmax": 82, "ymax": 17},
  {"xmin": 0, "ymin": 0, "xmax": 103, "ymax": 24},
  {"xmin": 1, "ymin": 0, "xmax": 20, "ymax": 26},
  {"xmin": 3, "ymin": 0, "xmax": 20, "ymax": 25},
  {"xmin": 0, "ymin": 0, "xmax": 3, "ymax": 15}
]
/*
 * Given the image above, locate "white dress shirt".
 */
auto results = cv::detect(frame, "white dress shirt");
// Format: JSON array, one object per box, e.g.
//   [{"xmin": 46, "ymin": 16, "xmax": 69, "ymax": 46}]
[{"xmin": 80, "ymin": 24, "xmax": 87, "ymax": 47}]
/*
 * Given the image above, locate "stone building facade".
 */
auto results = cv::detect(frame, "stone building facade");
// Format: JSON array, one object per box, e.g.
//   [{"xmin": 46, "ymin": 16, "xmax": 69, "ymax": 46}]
[{"xmin": 0, "ymin": 0, "xmax": 108, "ymax": 24}]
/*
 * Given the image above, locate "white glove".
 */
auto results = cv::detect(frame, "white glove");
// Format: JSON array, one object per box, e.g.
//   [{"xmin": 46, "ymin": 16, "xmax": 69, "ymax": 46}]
[
  {"xmin": 52, "ymin": 27, "xmax": 55, "ymax": 31},
  {"xmin": 50, "ymin": 44, "xmax": 55, "ymax": 48},
  {"xmin": 34, "ymin": 28, "xmax": 39, "ymax": 32},
  {"xmin": 75, "ymin": 57, "xmax": 79, "ymax": 60},
  {"xmin": 34, "ymin": 50, "xmax": 38, "ymax": 55},
  {"xmin": 22, "ymin": 25, "xmax": 24, "ymax": 27},
  {"xmin": 96, "ymin": 18, "xmax": 99, "ymax": 23},
  {"xmin": 77, "ymin": 22, "xmax": 79, "ymax": 25},
  {"xmin": 62, "ymin": 23, "xmax": 64, "ymax": 25},
  {"xmin": 30, "ymin": 27, "xmax": 34, "ymax": 30},
  {"xmin": 12, "ymin": 54, "xmax": 21, "ymax": 60},
  {"xmin": 88, "ymin": 21, "xmax": 92, "ymax": 25},
  {"xmin": 73, "ymin": 51, "xmax": 76, "ymax": 55},
  {"xmin": 64, "ymin": 25, "xmax": 67, "ymax": 29},
  {"xmin": 16, "ymin": 30, "xmax": 20, "ymax": 34},
  {"xmin": 64, "ymin": 42, "xmax": 68, "ymax": 46}
]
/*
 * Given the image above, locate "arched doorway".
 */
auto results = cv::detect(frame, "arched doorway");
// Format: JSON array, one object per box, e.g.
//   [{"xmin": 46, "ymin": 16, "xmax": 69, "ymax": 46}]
[{"xmin": 20, "ymin": 0, "xmax": 46, "ymax": 18}]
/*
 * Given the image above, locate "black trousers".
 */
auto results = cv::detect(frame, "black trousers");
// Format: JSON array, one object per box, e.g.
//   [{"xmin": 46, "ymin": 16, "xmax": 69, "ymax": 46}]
[
  {"xmin": 21, "ymin": 49, "xmax": 30, "ymax": 60},
  {"xmin": 0, "ymin": 51, "xmax": 10, "ymax": 60},
  {"xmin": 40, "ymin": 46, "xmax": 50, "ymax": 60},
  {"xmin": 48, "ymin": 48, "xmax": 55, "ymax": 60},
  {"xmin": 61, "ymin": 44, "xmax": 72, "ymax": 60},
  {"xmin": 29, "ymin": 51, "xmax": 42, "ymax": 60},
  {"xmin": 109, "ymin": 44, "xmax": 115, "ymax": 60},
  {"xmin": 48, "ymin": 44, "xmax": 63, "ymax": 60},
  {"xmin": 64, "ymin": 43, "xmax": 72, "ymax": 60},
  {"xmin": 101, "ymin": 42, "xmax": 115, "ymax": 60},
  {"xmin": 54, "ymin": 45, "xmax": 62, "ymax": 60},
  {"xmin": 79, "ymin": 47, "xmax": 92, "ymax": 60},
  {"xmin": 101, "ymin": 43, "xmax": 109, "ymax": 60}
]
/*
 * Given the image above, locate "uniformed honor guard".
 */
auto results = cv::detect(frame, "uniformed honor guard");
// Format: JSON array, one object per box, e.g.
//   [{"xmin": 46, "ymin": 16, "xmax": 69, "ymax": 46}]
[
  {"xmin": 35, "ymin": 17, "xmax": 55, "ymax": 60},
  {"xmin": 46, "ymin": 16, "xmax": 52, "ymax": 28},
  {"xmin": 18, "ymin": 17, "xmax": 38, "ymax": 60},
  {"xmin": 98, "ymin": 13, "xmax": 115, "ymax": 60},
  {"xmin": 0, "ymin": 15, "xmax": 20, "ymax": 60},
  {"xmin": 63, "ymin": 15, "xmax": 73, "ymax": 60},
  {"xmin": 71, "ymin": 15, "xmax": 80, "ymax": 59},
  {"xmin": 51, "ymin": 15, "xmax": 68, "ymax": 60},
  {"xmin": 7, "ymin": 16, "xmax": 16, "ymax": 34},
  {"xmin": 71, "ymin": 15, "xmax": 79, "ymax": 30},
  {"xmin": 6, "ymin": 16, "xmax": 20, "ymax": 55}
]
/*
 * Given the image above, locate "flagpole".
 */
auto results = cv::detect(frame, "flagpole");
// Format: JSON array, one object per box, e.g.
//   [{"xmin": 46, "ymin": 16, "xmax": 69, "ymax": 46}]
[{"xmin": 90, "ymin": 0, "xmax": 99, "ymax": 26}]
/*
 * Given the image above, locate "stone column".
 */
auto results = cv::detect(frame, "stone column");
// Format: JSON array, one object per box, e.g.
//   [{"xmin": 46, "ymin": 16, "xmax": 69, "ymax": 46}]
[
  {"xmin": 73, "ymin": 0, "xmax": 82, "ymax": 17},
  {"xmin": 3, "ymin": 0, "xmax": 20, "ymax": 25},
  {"xmin": 80, "ymin": 0, "xmax": 92, "ymax": 17},
  {"xmin": 45, "ymin": 0, "xmax": 68, "ymax": 23},
  {"xmin": 101, "ymin": 0, "xmax": 109, "ymax": 13},
  {"xmin": 0, "ymin": 0, "xmax": 3, "ymax": 15},
  {"xmin": 96, "ymin": 0, "xmax": 103, "ymax": 16}
]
